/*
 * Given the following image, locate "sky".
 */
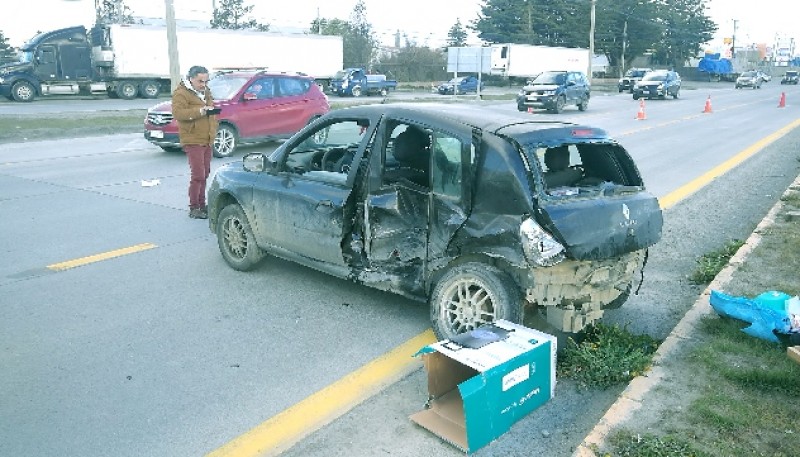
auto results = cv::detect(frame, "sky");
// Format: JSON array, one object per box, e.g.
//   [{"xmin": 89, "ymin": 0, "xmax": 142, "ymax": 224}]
[
  {"xmin": 1, "ymin": 0, "xmax": 797, "ymax": 54},
  {"xmin": 1, "ymin": 0, "xmax": 484, "ymax": 48}
]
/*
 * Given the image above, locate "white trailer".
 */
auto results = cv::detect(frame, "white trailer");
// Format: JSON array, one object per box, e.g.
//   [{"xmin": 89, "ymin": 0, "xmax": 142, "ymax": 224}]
[
  {"xmin": 1, "ymin": 23, "xmax": 343, "ymax": 101},
  {"xmin": 101, "ymin": 24, "xmax": 343, "ymax": 82},
  {"xmin": 489, "ymin": 43, "xmax": 590, "ymax": 79}
]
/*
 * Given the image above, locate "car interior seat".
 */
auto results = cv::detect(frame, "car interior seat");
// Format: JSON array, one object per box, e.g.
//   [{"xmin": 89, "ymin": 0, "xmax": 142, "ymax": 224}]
[
  {"xmin": 543, "ymin": 146, "xmax": 582, "ymax": 188},
  {"xmin": 386, "ymin": 127, "xmax": 430, "ymax": 186}
]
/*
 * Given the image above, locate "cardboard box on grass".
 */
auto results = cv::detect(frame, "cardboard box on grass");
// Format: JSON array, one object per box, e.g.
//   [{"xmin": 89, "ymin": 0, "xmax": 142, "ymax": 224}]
[{"xmin": 410, "ymin": 320, "xmax": 556, "ymax": 453}]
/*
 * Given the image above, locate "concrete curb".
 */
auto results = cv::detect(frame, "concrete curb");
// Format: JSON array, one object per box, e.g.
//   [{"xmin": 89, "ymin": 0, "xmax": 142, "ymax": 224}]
[{"xmin": 573, "ymin": 173, "xmax": 800, "ymax": 457}]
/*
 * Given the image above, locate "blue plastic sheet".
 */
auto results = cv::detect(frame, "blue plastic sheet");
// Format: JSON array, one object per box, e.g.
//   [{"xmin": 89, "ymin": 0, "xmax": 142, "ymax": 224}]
[{"xmin": 709, "ymin": 290, "xmax": 797, "ymax": 343}]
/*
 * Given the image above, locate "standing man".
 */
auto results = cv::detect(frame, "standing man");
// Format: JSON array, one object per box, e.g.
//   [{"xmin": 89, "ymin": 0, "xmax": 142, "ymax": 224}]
[{"xmin": 172, "ymin": 65, "xmax": 218, "ymax": 219}]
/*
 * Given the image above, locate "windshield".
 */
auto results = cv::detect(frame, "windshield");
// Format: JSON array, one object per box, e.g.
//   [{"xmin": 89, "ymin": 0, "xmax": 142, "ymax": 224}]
[
  {"xmin": 18, "ymin": 51, "xmax": 33, "ymax": 63},
  {"xmin": 333, "ymin": 70, "xmax": 349, "ymax": 79},
  {"xmin": 626, "ymin": 69, "xmax": 648, "ymax": 77},
  {"xmin": 207, "ymin": 76, "xmax": 249, "ymax": 100},
  {"xmin": 532, "ymin": 72, "xmax": 566, "ymax": 85},
  {"xmin": 741, "ymin": 71, "xmax": 757, "ymax": 77},
  {"xmin": 642, "ymin": 73, "xmax": 667, "ymax": 82}
]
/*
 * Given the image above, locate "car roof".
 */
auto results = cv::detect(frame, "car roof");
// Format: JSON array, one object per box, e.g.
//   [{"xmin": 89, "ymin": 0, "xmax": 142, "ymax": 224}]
[
  {"xmin": 214, "ymin": 69, "xmax": 313, "ymax": 79},
  {"xmin": 330, "ymin": 103, "xmax": 611, "ymax": 145}
]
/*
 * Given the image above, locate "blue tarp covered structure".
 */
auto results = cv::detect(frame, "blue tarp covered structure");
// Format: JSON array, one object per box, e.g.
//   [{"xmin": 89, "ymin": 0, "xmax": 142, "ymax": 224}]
[{"xmin": 697, "ymin": 54, "xmax": 733, "ymax": 75}]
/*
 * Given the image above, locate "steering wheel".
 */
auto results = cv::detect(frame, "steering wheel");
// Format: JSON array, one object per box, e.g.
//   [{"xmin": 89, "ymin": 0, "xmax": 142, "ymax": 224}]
[{"xmin": 320, "ymin": 148, "xmax": 341, "ymax": 172}]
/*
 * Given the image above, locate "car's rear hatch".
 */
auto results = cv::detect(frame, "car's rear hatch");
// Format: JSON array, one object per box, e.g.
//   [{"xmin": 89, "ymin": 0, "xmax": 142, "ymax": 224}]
[{"xmin": 539, "ymin": 189, "xmax": 663, "ymax": 260}]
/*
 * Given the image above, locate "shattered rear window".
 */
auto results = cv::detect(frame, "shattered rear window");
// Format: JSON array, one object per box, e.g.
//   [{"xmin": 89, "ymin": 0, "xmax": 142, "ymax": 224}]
[{"xmin": 526, "ymin": 143, "xmax": 643, "ymax": 197}]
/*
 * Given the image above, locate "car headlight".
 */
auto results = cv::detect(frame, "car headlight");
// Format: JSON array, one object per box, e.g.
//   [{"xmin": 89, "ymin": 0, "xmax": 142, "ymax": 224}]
[{"xmin": 519, "ymin": 218, "xmax": 564, "ymax": 266}]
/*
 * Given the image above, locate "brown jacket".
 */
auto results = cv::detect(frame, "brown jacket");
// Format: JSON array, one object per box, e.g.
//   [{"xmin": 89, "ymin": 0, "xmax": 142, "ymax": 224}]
[{"xmin": 171, "ymin": 81, "xmax": 219, "ymax": 146}]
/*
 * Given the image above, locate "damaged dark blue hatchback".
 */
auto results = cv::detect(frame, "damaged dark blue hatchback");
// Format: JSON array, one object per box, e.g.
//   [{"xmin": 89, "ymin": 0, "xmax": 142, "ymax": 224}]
[{"xmin": 207, "ymin": 103, "xmax": 663, "ymax": 341}]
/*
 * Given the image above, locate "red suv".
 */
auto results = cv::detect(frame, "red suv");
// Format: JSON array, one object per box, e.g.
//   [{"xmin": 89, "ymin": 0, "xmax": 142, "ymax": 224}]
[{"xmin": 144, "ymin": 70, "xmax": 330, "ymax": 157}]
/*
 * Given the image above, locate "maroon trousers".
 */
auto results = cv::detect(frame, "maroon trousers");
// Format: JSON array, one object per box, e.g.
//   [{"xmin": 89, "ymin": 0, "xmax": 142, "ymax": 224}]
[{"xmin": 184, "ymin": 144, "xmax": 212, "ymax": 209}]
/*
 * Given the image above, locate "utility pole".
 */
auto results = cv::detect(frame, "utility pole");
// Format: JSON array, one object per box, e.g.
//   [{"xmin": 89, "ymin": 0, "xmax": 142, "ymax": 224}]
[
  {"xmin": 588, "ymin": 0, "xmax": 596, "ymax": 82},
  {"xmin": 165, "ymin": 0, "xmax": 181, "ymax": 92},
  {"xmin": 732, "ymin": 19, "xmax": 738, "ymax": 60}
]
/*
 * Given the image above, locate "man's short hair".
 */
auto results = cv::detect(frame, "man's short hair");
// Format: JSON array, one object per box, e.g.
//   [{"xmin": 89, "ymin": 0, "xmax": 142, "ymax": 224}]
[{"xmin": 187, "ymin": 65, "xmax": 209, "ymax": 78}]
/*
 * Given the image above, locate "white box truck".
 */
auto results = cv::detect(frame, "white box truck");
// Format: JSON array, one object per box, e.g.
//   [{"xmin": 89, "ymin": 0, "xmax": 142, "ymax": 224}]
[
  {"xmin": 0, "ymin": 23, "xmax": 344, "ymax": 102},
  {"xmin": 489, "ymin": 43, "xmax": 590, "ymax": 79}
]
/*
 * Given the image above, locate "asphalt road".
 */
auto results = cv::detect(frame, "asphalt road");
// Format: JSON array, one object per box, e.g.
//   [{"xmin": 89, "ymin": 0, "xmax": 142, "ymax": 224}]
[{"xmin": 1, "ymin": 82, "xmax": 799, "ymax": 457}]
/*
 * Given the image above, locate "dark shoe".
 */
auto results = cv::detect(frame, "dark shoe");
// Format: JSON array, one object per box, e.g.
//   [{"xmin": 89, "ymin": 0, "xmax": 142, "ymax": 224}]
[{"xmin": 189, "ymin": 208, "xmax": 208, "ymax": 219}]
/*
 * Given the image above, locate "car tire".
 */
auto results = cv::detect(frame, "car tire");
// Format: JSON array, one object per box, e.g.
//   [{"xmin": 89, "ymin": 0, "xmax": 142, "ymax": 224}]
[
  {"xmin": 552, "ymin": 95, "xmax": 566, "ymax": 114},
  {"xmin": 213, "ymin": 124, "xmax": 238, "ymax": 158},
  {"xmin": 578, "ymin": 96, "xmax": 589, "ymax": 111},
  {"xmin": 672, "ymin": 89, "xmax": 679, "ymax": 99},
  {"xmin": 430, "ymin": 262, "xmax": 522, "ymax": 341},
  {"xmin": 216, "ymin": 204, "xmax": 264, "ymax": 271},
  {"xmin": 115, "ymin": 81, "xmax": 138, "ymax": 100},
  {"xmin": 633, "ymin": 93, "xmax": 639, "ymax": 100},
  {"xmin": 379, "ymin": 87, "xmax": 388, "ymax": 97},
  {"xmin": 139, "ymin": 80, "xmax": 161, "ymax": 99},
  {"xmin": 11, "ymin": 81, "xmax": 35, "ymax": 102},
  {"xmin": 351, "ymin": 85, "xmax": 362, "ymax": 97}
]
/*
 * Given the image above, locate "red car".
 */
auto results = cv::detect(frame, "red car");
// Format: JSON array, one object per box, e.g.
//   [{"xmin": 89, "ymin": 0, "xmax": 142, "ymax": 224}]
[{"xmin": 144, "ymin": 69, "xmax": 330, "ymax": 157}]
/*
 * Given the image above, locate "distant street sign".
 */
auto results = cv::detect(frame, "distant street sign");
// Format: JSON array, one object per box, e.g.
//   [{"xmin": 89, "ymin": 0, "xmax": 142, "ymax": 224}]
[{"xmin": 447, "ymin": 47, "xmax": 492, "ymax": 74}]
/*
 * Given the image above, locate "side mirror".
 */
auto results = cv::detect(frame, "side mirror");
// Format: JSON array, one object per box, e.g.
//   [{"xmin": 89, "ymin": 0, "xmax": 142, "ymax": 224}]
[
  {"xmin": 243, "ymin": 153, "xmax": 267, "ymax": 172},
  {"xmin": 243, "ymin": 92, "xmax": 258, "ymax": 101}
]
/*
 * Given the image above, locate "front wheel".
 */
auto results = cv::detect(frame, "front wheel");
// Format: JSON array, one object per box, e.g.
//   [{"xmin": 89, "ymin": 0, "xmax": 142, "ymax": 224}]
[
  {"xmin": 430, "ymin": 263, "xmax": 522, "ymax": 341},
  {"xmin": 351, "ymin": 85, "xmax": 362, "ymax": 97},
  {"xmin": 11, "ymin": 81, "xmax": 35, "ymax": 102},
  {"xmin": 216, "ymin": 204, "xmax": 264, "ymax": 271},
  {"xmin": 213, "ymin": 124, "xmax": 238, "ymax": 158},
  {"xmin": 672, "ymin": 89, "xmax": 679, "ymax": 99},
  {"xmin": 578, "ymin": 97, "xmax": 589, "ymax": 111}
]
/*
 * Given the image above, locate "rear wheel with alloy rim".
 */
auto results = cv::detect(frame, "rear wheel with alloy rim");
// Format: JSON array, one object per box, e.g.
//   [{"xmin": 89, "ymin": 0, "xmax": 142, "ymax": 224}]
[{"xmin": 430, "ymin": 262, "xmax": 522, "ymax": 341}]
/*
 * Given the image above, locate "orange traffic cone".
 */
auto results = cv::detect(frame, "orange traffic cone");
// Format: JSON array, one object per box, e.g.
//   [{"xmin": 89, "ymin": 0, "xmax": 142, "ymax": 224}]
[
  {"xmin": 702, "ymin": 95, "xmax": 713, "ymax": 114},
  {"xmin": 778, "ymin": 92, "xmax": 786, "ymax": 108},
  {"xmin": 635, "ymin": 99, "xmax": 646, "ymax": 120}
]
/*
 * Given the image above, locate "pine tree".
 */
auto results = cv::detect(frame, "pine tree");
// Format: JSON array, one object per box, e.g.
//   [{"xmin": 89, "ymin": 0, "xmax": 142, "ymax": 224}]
[
  {"xmin": 0, "ymin": 30, "xmax": 17, "ymax": 65},
  {"xmin": 210, "ymin": 0, "xmax": 270, "ymax": 31}
]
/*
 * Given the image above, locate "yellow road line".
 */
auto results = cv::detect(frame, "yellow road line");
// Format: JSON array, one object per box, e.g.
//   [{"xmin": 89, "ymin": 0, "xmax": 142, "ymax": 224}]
[
  {"xmin": 206, "ymin": 329, "xmax": 437, "ymax": 457},
  {"xmin": 46, "ymin": 243, "xmax": 157, "ymax": 271},
  {"xmin": 658, "ymin": 118, "xmax": 800, "ymax": 210}
]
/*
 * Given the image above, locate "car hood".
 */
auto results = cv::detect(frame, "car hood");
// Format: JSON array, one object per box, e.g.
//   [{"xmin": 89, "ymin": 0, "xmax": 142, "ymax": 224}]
[
  {"xmin": 637, "ymin": 81, "xmax": 664, "ymax": 87},
  {"xmin": 541, "ymin": 190, "xmax": 663, "ymax": 260},
  {"xmin": 524, "ymin": 84, "xmax": 559, "ymax": 91}
]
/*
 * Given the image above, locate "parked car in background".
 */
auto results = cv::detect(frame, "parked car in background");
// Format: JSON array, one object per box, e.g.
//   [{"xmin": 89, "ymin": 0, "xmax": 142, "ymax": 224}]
[
  {"xmin": 144, "ymin": 69, "xmax": 329, "ymax": 157},
  {"xmin": 632, "ymin": 70, "xmax": 681, "ymax": 99},
  {"xmin": 781, "ymin": 71, "xmax": 799, "ymax": 84},
  {"xmin": 735, "ymin": 70, "xmax": 763, "ymax": 89},
  {"xmin": 435, "ymin": 75, "xmax": 484, "ymax": 95},
  {"xmin": 618, "ymin": 67, "xmax": 652, "ymax": 93},
  {"xmin": 207, "ymin": 103, "xmax": 662, "ymax": 342},
  {"xmin": 516, "ymin": 70, "xmax": 591, "ymax": 113}
]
